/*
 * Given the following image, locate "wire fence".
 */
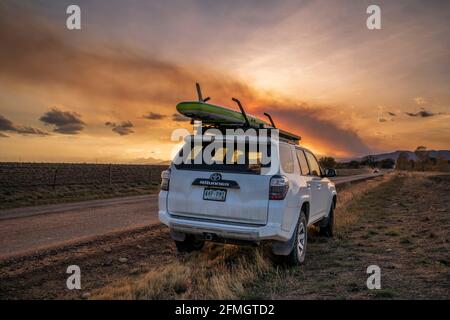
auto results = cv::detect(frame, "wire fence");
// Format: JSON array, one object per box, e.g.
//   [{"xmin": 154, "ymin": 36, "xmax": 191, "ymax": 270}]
[{"xmin": 0, "ymin": 163, "xmax": 169, "ymax": 188}]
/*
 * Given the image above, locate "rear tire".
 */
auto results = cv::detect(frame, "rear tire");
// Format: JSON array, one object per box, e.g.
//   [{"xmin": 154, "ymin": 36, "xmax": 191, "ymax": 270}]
[
  {"xmin": 174, "ymin": 235, "xmax": 205, "ymax": 253},
  {"xmin": 284, "ymin": 211, "xmax": 308, "ymax": 266},
  {"xmin": 319, "ymin": 205, "xmax": 334, "ymax": 237}
]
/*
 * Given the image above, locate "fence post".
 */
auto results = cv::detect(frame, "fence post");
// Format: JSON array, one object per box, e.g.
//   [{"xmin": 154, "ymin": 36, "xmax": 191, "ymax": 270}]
[
  {"xmin": 109, "ymin": 164, "xmax": 112, "ymax": 185},
  {"xmin": 52, "ymin": 168, "xmax": 58, "ymax": 189}
]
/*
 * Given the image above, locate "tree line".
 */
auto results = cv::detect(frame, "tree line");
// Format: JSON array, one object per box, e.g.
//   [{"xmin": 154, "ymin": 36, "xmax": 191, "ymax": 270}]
[
  {"xmin": 319, "ymin": 156, "xmax": 395, "ymax": 170},
  {"xmin": 396, "ymin": 146, "xmax": 449, "ymax": 172},
  {"xmin": 318, "ymin": 146, "xmax": 449, "ymax": 172}
]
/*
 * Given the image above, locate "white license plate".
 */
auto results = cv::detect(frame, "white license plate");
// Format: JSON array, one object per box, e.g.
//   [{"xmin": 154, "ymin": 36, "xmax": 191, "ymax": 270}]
[{"xmin": 203, "ymin": 188, "xmax": 227, "ymax": 202}]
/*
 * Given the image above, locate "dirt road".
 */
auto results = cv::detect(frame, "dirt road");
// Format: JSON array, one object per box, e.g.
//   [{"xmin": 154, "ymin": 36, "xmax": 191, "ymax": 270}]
[
  {"xmin": 0, "ymin": 195, "xmax": 159, "ymax": 258},
  {"xmin": 0, "ymin": 224, "xmax": 175, "ymax": 299},
  {"xmin": 0, "ymin": 173, "xmax": 382, "ymax": 259}
]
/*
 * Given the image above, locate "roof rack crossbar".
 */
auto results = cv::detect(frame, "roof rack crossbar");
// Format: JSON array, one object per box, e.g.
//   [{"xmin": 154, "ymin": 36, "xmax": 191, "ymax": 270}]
[{"xmin": 190, "ymin": 84, "xmax": 300, "ymax": 144}]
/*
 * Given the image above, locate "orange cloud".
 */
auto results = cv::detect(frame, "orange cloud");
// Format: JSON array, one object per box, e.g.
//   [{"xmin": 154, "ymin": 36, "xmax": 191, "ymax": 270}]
[{"xmin": 0, "ymin": 3, "xmax": 372, "ymax": 160}]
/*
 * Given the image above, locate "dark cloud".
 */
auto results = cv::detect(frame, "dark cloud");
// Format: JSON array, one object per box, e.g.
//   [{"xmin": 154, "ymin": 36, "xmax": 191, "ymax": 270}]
[
  {"xmin": 387, "ymin": 112, "xmax": 396, "ymax": 116},
  {"xmin": 0, "ymin": 114, "xmax": 48, "ymax": 137},
  {"xmin": 105, "ymin": 121, "xmax": 134, "ymax": 136},
  {"xmin": 405, "ymin": 110, "xmax": 440, "ymax": 118},
  {"xmin": 172, "ymin": 113, "xmax": 191, "ymax": 122},
  {"xmin": 16, "ymin": 126, "xmax": 49, "ymax": 135},
  {"xmin": 40, "ymin": 108, "xmax": 85, "ymax": 134},
  {"xmin": 143, "ymin": 112, "xmax": 167, "ymax": 120},
  {"xmin": 0, "ymin": 115, "xmax": 16, "ymax": 131},
  {"xmin": 0, "ymin": 5, "xmax": 199, "ymax": 107},
  {"xmin": 261, "ymin": 105, "xmax": 371, "ymax": 156},
  {"xmin": 0, "ymin": 4, "xmax": 371, "ymax": 156},
  {"xmin": 378, "ymin": 118, "xmax": 387, "ymax": 123}
]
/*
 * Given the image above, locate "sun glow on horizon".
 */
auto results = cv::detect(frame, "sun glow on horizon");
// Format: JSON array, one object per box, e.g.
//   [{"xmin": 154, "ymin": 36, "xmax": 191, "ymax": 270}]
[{"xmin": 0, "ymin": 0, "xmax": 449, "ymax": 163}]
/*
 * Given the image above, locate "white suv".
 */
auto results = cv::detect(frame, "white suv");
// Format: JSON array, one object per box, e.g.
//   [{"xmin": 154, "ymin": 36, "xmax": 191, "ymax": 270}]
[{"xmin": 158, "ymin": 135, "xmax": 337, "ymax": 265}]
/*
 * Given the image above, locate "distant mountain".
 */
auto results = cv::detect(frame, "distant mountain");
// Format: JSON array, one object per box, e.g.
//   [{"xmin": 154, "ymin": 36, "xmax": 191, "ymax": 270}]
[{"xmin": 354, "ymin": 150, "xmax": 450, "ymax": 162}]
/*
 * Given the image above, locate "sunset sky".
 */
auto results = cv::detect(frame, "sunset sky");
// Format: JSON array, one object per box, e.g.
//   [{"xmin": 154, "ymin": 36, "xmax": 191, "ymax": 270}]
[{"xmin": 0, "ymin": 0, "xmax": 449, "ymax": 163}]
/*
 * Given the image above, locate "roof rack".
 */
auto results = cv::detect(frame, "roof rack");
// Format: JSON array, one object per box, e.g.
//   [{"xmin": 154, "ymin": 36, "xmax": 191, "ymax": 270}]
[
  {"xmin": 192, "ymin": 83, "xmax": 301, "ymax": 144},
  {"xmin": 199, "ymin": 123, "xmax": 300, "ymax": 145}
]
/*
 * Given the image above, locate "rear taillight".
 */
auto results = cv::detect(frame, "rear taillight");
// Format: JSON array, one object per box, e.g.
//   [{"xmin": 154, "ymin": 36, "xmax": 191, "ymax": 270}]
[
  {"xmin": 160, "ymin": 169, "xmax": 171, "ymax": 191},
  {"xmin": 269, "ymin": 175, "xmax": 289, "ymax": 200}
]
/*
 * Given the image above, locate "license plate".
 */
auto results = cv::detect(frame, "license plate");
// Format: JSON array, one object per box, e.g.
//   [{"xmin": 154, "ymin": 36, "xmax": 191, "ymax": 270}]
[{"xmin": 203, "ymin": 188, "xmax": 227, "ymax": 202}]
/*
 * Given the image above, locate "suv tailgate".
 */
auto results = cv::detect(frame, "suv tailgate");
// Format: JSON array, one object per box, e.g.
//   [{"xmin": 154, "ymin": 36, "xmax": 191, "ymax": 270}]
[{"xmin": 167, "ymin": 168, "xmax": 270, "ymax": 225}]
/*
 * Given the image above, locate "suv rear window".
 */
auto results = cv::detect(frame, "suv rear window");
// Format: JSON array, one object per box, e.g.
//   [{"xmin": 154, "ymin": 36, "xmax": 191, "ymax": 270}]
[{"xmin": 174, "ymin": 140, "xmax": 271, "ymax": 174}]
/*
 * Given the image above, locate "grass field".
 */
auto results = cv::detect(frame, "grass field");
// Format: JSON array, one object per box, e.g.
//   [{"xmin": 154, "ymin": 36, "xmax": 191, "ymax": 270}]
[
  {"xmin": 90, "ymin": 172, "xmax": 449, "ymax": 300},
  {"xmin": 1, "ymin": 173, "xmax": 448, "ymax": 299},
  {"xmin": 0, "ymin": 165, "xmax": 366, "ymax": 210},
  {"xmin": 245, "ymin": 172, "xmax": 449, "ymax": 299},
  {"xmin": 0, "ymin": 163, "xmax": 166, "ymax": 209},
  {"xmin": 0, "ymin": 182, "xmax": 160, "ymax": 210}
]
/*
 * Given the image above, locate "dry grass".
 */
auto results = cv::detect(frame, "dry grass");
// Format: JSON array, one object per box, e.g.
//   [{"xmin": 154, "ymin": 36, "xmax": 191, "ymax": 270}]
[
  {"xmin": 93, "ymin": 176, "xmax": 390, "ymax": 300},
  {"xmin": 95, "ymin": 173, "xmax": 447, "ymax": 300},
  {"xmin": 93, "ymin": 244, "xmax": 271, "ymax": 299},
  {"xmin": 0, "ymin": 182, "xmax": 160, "ymax": 210},
  {"xmin": 0, "ymin": 162, "xmax": 167, "ymax": 209},
  {"xmin": 334, "ymin": 174, "xmax": 393, "ymax": 230},
  {"xmin": 247, "ymin": 172, "xmax": 449, "ymax": 299},
  {"xmin": 6, "ymin": 172, "xmax": 443, "ymax": 300}
]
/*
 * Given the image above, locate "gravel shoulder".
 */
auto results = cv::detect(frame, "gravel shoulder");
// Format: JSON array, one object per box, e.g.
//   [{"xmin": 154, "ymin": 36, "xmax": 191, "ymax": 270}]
[{"xmin": 0, "ymin": 224, "xmax": 175, "ymax": 299}]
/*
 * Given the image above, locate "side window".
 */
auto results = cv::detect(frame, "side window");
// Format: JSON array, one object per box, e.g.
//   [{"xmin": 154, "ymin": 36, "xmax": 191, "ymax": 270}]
[
  {"xmin": 279, "ymin": 144, "xmax": 294, "ymax": 173},
  {"xmin": 296, "ymin": 149, "xmax": 310, "ymax": 175},
  {"xmin": 305, "ymin": 151, "xmax": 322, "ymax": 177}
]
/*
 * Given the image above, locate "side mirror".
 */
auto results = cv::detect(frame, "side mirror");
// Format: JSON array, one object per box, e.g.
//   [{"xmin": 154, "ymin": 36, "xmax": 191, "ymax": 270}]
[{"xmin": 324, "ymin": 168, "xmax": 337, "ymax": 177}]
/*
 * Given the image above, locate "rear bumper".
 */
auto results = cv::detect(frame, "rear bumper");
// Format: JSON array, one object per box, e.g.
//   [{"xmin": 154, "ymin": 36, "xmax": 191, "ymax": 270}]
[{"xmin": 159, "ymin": 209, "xmax": 291, "ymax": 242}]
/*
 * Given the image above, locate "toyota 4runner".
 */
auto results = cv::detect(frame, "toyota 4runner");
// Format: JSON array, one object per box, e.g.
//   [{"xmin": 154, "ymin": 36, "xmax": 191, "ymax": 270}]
[{"xmin": 159, "ymin": 134, "xmax": 337, "ymax": 265}]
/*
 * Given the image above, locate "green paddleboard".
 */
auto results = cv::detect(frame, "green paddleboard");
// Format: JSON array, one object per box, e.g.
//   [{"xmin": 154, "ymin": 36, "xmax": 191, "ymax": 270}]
[
  {"xmin": 176, "ymin": 101, "xmax": 301, "ymax": 141},
  {"xmin": 177, "ymin": 101, "xmax": 268, "ymax": 127}
]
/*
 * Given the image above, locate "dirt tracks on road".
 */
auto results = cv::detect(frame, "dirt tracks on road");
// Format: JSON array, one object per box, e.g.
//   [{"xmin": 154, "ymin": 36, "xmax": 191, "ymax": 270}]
[{"xmin": 0, "ymin": 225, "xmax": 174, "ymax": 299}]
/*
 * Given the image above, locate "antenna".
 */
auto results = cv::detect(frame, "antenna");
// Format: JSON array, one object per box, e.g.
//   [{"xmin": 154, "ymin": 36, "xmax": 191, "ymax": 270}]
[
  {"xmin": 231, "ymin": 98, "xmax": 251, "ymax": 127},
  {"xmin": 264, "ymin": 113, "xmax": 276, "ymax": 128},
  {"xmin": 195, "ymin": 83, "xmax": 210, "ymax": 102}
]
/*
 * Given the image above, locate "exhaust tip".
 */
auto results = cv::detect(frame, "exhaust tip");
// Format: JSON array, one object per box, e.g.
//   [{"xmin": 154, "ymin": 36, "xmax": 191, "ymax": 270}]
[{"xmin": 204, "ymin": 233, "xmax": 214, "ymax": 241}]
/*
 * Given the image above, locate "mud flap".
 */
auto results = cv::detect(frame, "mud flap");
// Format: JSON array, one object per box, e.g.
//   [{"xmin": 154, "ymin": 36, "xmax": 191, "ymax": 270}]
[
  {"xmin": 319, "ymin": 214, "xmax": 329, "ymax": 228},
  {"xmin": 319, "ymin": 203, "xmax": 334, "ymax": 228},
  {"xmin": 271, "ymin": 228, "xmax": 296, "ymax": 256},
  {"xmin": 170, "ymin": 230, "xmax": 186, "ymax": 241}
]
